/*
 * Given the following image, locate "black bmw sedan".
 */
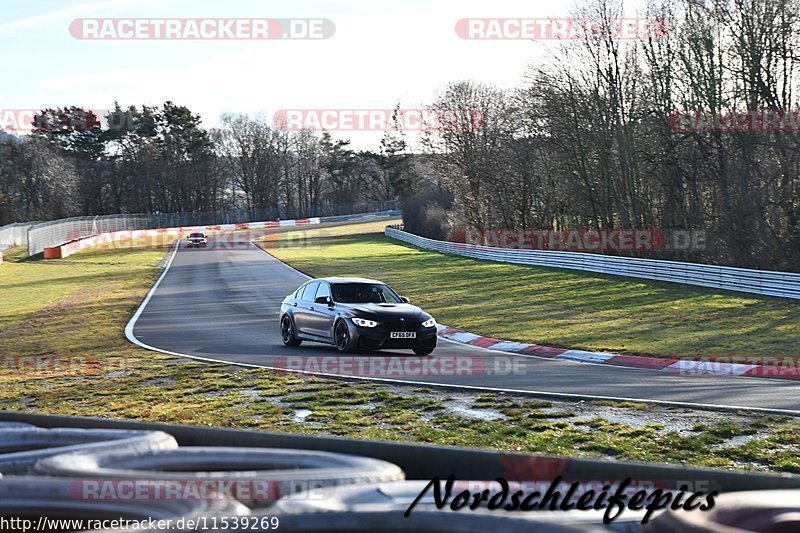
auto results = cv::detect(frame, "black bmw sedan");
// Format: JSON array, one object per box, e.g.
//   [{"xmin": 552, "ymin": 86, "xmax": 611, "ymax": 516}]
[{"xmin": 279, "ymin": 277, "xmax": 437, "ymax": 355}]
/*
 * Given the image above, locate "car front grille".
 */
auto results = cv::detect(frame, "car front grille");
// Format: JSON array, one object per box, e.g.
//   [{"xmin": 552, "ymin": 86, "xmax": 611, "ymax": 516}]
[{"xmin": 383, "ymin": 319, "xmax": 420, "ymax": 332}]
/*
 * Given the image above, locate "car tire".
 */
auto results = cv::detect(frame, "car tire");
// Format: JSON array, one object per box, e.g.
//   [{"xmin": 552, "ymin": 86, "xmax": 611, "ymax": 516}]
[
  {"xmin": 334, "ymin": 320, "xmax": 352, "ymax": 353},
  {"xmin": 413, "ymin": 346, "xmax": 435, "ymax": 356},
  {"xmin": 35, "ymin": 447, "xmax": 405, "ymax": 508},
  {"xmin": 281, "ymin": 315, "xmax": 302, "ymax": 347},
  {"xmin": 0, "ymin": 428, "xmax": 178, "ymax": 475}
]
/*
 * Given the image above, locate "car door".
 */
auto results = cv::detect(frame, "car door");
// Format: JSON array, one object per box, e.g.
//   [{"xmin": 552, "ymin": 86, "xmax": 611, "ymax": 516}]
[
  {"xmin": 293, "ymin": 281, "xmax": 319, "ymax": 336},
  {"xmin": 307, "ymin": 282, "xmax": 335, "ymax": 339}
]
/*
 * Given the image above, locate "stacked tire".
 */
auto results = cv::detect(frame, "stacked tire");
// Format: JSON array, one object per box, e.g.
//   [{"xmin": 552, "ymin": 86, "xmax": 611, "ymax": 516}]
[
  {"xmin": 0, "ymin": 422, "xmax": 407, "ymax": 532},
  {"xmin": 34, "ymin": 446, "xmax": 406, "ymax": 508},
  {"xmin": 0, "ymin": 422, "xmax": 647, "ymax": 531},
  {"xmin": 0, "ymin": 427, "xmax": 178, "ymax": 475},
  {"xmin": 646, "ymin": 489, "xmax": 800, "ymax": 532}
]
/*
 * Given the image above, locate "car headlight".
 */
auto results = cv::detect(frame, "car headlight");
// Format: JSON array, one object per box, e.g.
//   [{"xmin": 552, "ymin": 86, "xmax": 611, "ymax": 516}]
[
  {"xmin": 422, "ymin": 318, "xmax": 436, "ymax": 328},
  {"xmin": 352, "ymin": 318, "xmax": 379, "ymax": 328}
]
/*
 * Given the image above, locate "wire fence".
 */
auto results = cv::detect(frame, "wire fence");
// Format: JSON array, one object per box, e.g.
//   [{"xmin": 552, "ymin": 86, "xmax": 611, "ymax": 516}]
[
  {"xmin": 17, "ymin": 201, "xmax": 399, "ymax": 256},
  {"xmin": 386, "ymin": 227, "xmax": 800, "ymax": 300},
  {"xmin": 0, "ymin": 222, "xmax": 41, "ymax": 250}
]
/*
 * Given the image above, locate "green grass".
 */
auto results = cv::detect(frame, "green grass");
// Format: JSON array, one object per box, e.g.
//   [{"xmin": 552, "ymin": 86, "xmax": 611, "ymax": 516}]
[
  {"xmin": 0, "ymin": 244, "xmax": 167, "ymax": 334},
  {"xmin": 2, "ymin": 228, "xmax": 800, "ymax": 474},
  {"xmin": 266, "ymin": 225, "xmax": 800, "ymax": 358}
]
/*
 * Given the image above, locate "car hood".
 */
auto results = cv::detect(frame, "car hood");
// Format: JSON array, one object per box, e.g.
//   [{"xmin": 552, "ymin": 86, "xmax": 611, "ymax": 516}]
[{"xmin": 337, "ymin": 302, "xmax": 428, "ymax": 320}]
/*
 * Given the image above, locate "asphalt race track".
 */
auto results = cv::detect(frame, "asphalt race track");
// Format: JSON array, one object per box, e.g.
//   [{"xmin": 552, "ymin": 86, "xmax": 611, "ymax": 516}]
[{"xmin": 127, "ymin": 239, "xmax": 800, "ymax": 414}]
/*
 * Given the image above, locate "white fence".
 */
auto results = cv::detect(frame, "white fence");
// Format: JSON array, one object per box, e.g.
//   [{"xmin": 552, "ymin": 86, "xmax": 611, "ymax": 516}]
[
  {"xmin": 0, "ymin": 222, "xmax": 40, "ymax": 250},
  {"xmin": 24, "ymin": 204, "xmax": 401, "ymax": 256},
  {"xmin": 385, "ymin": 227, "xmax": 800, "ymax": 300}
]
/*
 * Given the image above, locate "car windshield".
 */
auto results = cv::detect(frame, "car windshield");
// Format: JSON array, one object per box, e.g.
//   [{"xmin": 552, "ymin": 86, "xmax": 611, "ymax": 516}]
[
  {"xmin": 331, "ymin": 283, "xmax": 402, "ymax": 304},
  {"xmin": 189, "ymin": 233, "xmax": 204, "ymax": 238}
]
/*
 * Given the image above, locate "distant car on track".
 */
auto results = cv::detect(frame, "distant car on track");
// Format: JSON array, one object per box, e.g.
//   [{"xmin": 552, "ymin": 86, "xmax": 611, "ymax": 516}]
[
  {"xmin": 186, "ymin": 232, "xmax": 208, "ymax": 248},
  {"xmin": 280, "ymin": 277, "xmax": 437, "ymax": 355}
]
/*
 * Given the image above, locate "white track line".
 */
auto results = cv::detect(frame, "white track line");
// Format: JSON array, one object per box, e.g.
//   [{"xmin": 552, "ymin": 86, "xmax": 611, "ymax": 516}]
[{"xmin": 124, "ymin": 239, "xmax": 181, "ymax": 349}]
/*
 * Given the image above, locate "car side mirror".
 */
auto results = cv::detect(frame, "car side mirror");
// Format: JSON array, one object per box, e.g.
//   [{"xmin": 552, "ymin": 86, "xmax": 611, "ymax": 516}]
[
  {"xmin": 315, "ymin": 296, "xmax": 333, "ymax": 306},
  {"xmin": 400, "ymin": 296, "xmax": 410, "ymax": 303}
]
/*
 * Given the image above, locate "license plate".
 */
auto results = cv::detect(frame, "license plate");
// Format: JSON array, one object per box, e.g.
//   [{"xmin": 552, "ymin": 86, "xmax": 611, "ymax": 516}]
[{"xmin": 390, "ymin": 331, "xmax": 416, "ymax": 339}]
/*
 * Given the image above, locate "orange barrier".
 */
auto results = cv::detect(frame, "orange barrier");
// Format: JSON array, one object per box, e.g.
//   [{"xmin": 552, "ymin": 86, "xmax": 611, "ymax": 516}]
[{"xmin": 43, "ymin": 247, "xmax": 62, "ymax": 259}]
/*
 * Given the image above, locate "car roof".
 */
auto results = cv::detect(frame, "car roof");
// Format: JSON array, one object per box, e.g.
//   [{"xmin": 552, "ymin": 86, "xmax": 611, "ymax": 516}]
[{"xmin": 313, "ymin": 277, "xmax": 385, "ymax": 285}]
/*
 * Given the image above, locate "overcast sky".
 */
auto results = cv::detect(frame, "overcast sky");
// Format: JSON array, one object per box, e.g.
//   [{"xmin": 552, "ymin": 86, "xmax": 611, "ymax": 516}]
[{"xmin": 1, "ymin": 0, "xmax": 649, "ymax": 149}]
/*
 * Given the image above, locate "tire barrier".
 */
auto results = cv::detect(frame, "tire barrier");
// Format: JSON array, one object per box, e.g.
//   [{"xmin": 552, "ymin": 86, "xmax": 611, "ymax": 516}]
[
  {"xmin": 4, "ymin": 410, "xmax": 799, "ymax": 494},
  {"xmin": 35, "ymin": 447, "xmax": 406, "ymax": 508},
  {"xmin": 4, "ymin": 412, "xmax": 800, "ymax": 531},
  {"xmin": 0, "ymin": 421, "xmax": 34, "ymax": 477},
  {"xmin": 0, "ymin": 428, "xmax": 178, "ymax": 475},
  {"xmin": 0, "ymin": 422, "xmax": 34, "ymax": 429},
  {"xmin": 272, "ymin": 481, "xmax": 647, "ymax": 532},
  {"xmin": 647, "ymin": 489, "xmax": 800, "ymax": 532},
  {"xmin": 0, "ymin": 476, "xmax": 249, "ymax": 532}
]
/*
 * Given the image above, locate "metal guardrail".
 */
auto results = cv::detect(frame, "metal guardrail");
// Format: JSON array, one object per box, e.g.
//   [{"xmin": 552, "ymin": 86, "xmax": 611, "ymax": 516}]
[
  {"xmin": 23, "ymin": 201, "xmax": 400, "ymax": 256},
  {"xmin": 385, "ymin": 227, "xmax": 800, "ymax": 300},
  {"xmin": 320, "ymin": 211, "xmax": 402, "ymax": 224}
]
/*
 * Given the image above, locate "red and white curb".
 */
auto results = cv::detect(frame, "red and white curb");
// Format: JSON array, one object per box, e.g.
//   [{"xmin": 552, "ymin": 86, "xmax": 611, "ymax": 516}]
[{"xmin": 436, "ymin": 325, "xmax": 800, "ymax": 382}]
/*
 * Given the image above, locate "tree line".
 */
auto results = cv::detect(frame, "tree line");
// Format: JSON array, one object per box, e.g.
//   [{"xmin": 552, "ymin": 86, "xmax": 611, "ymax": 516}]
[
  {"xmin": 415, "ymin": 0, "xmax": 800, "ymax": 271},
  {"xmin": 0, "ymin": 103, "xmax": 407, "ymax": 226}
]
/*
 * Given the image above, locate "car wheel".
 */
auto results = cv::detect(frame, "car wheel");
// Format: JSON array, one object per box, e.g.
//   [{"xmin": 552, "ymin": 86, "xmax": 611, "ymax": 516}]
[
  {"xmin": 281, "ymin": 315, "xmax": 302, "ymax": 347},
  {"xmin": 335, "ymin": 320, "xmax": 352, "ymax": 352},
  {"xmin": 413, "ymin": 346, "xmax": 435, "ymax": 356}
]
